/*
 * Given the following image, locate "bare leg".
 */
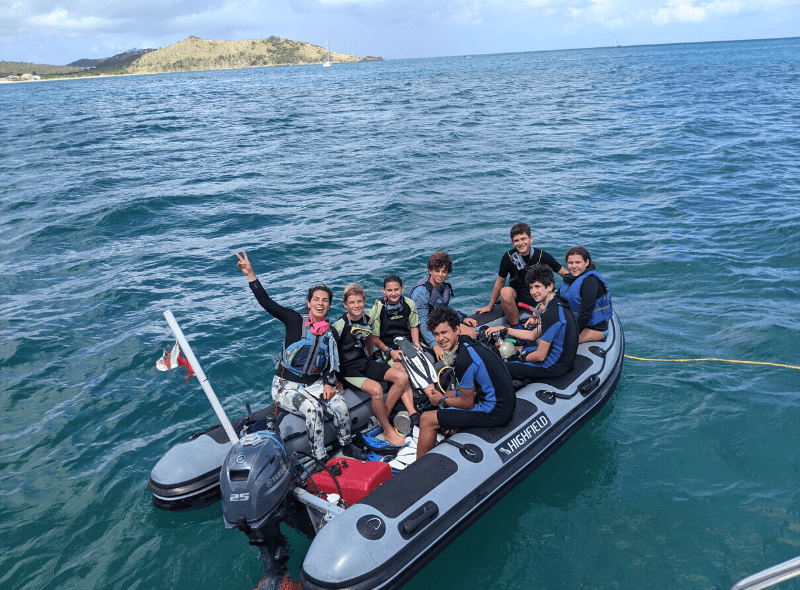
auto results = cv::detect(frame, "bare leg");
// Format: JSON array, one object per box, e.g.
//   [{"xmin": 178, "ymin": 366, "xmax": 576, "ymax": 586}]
[
  {"xmin": 500, "ymin": 286, "xmax": 520, "ymax": 325},
  {"xmin": 417, "ymin": 410, "xmax": 441, "ymax": 458},
  {"xmin": 362, "ymin": 376, "xmax": 407, "ymax": 446}
]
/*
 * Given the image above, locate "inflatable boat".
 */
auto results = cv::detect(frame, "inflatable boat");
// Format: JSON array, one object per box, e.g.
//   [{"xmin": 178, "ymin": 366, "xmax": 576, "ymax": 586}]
[{"xmin": 149, "ymin": 306, "xmax": 624, "ymax": 589}]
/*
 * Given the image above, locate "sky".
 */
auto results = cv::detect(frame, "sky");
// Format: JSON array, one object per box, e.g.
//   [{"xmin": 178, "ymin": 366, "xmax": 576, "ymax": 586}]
[{"xmin": 1, "ymin": 0, "xmax": 798, "ymax": 65}]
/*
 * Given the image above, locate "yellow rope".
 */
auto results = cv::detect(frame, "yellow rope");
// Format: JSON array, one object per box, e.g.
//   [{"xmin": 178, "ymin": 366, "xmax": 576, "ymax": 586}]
[{"xmin": 624, "ymin": 355, "xmax": 800, "ymax": 371}]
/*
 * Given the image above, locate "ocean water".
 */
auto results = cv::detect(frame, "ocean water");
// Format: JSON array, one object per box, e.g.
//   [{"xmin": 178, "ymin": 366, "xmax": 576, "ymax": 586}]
[{"xmin": 1, "ymin": 37, "xmax": 799, "ymax": 590}]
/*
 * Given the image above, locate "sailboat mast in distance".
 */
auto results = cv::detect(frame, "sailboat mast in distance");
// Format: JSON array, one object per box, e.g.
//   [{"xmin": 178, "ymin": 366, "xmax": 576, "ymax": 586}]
[{"xmin": 323, "ymin": 38, "xmax": 332, "ymax": 67}]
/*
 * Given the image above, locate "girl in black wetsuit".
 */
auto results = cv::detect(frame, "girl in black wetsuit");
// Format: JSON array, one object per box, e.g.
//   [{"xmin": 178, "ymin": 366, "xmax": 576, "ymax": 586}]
[{"xmin": 558, "ymin": 246, "xmax": 613, "ymax": 344}]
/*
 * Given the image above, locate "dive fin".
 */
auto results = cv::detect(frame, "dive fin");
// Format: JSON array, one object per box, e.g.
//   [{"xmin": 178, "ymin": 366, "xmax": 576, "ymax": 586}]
[{"xmin": 394, "ymin": 337, "xmax": 437, "ymax": 391}]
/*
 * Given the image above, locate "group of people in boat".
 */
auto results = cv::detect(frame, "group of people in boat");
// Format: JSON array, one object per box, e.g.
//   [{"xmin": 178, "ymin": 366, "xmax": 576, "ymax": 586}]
[{"xmin": 235, "ymin": 221, "xmax": 613, "ymax": 464}]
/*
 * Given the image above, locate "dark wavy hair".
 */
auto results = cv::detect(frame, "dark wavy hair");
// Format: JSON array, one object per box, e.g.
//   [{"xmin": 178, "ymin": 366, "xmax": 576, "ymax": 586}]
[
  {"xmin": 427, "ymin": 306, "xmax": 461, "ymax": 333},
  {"xmin": 383, "ymin": 274, "xmax": 403, "ymax": 287},
  {"xmin": 427, "ymin": 251, "xmax": 453, "ymax": 273},
  {"xmin": 510, "ymin": 222, "xmax": 531, "ymax": 239},
  {"xmin": 525, "ymin": 264, "xmax": 555, "ymax": 289},
  {"xmin": 565, "ymin": 246, "xmax": 597, "ymax": 272},
  {"xmin": 307, "ymin": 284, "xmax": 334, "ymax": 303}
]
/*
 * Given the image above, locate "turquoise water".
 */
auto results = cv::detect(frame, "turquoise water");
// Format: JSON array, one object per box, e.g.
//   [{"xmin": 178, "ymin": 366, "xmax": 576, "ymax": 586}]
[{"xmin": 1, "ymin": 38, "xmax": 799, "ymax": 590}]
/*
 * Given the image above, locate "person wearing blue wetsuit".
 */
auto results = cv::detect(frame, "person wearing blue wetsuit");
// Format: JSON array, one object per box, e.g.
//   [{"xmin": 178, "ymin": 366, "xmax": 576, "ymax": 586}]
[
  {"xmin": 236, "ymin": 251, "xmax": 362, "ymax": 462},
  {"xmin": 410, "ymin": 251, "xmax": 478, "ymax": 362},
  {"xmin": 560, "ymin": 246, "xmax": 613, "ymax": 343},
  {"xmin": 416, "ymin": 307, "xmax": 516, "ymax": 458},
  {"xmin": 487, "ymin": 264, "xmax": 578, "ymax": 381}
]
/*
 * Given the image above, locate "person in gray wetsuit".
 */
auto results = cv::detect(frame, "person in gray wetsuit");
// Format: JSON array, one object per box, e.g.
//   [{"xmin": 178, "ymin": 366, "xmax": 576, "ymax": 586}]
[{"xmin": 236, "ymin": 250, "xmax": 361, "ymax": 462}]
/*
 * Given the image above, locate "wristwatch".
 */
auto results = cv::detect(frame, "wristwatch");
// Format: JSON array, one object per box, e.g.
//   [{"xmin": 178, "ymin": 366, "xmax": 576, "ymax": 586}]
[{"xmin": 438, "ymin": 396, "xmax": 448, "ymax": 409}]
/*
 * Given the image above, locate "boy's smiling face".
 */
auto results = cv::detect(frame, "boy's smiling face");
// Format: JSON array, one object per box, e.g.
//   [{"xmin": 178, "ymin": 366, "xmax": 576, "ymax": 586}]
[
  {"xmin": 344, "ymin": 293, "xmax": 365, "ymax": 321},
  {"xmin": 511, "ymin": 232, "xmax": 532, "ymax": 256}
]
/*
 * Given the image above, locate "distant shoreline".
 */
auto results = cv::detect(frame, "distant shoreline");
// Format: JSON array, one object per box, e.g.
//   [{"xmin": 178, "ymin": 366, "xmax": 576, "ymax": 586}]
[
  {"xmin": 1, "ymin": 36, "xmax": 382, "ymax": 82},
  {"xmin": 1, "ymin": 60, "xmax": 381, "ymax": 84}
]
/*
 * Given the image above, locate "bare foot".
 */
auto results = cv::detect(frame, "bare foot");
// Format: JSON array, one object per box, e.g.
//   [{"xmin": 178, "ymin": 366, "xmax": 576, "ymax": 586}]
[{"xmin": 384, "ymin": 430, "xmax": 407, "ymax": 447}]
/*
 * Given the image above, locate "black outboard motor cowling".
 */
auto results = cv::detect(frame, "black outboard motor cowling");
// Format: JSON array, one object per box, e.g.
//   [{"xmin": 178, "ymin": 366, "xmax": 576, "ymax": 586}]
[{"xmin": 220, "ymin": 431, "xmax": 294, "ymax": 551}]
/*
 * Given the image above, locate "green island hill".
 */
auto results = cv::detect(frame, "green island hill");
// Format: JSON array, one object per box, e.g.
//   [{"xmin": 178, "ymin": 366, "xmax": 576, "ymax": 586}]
[
  {"xmin": 1, "ymin": 37, "xmax": 381, "ymax": 81},
  {"xmin": 127, "ymin": 36, "xmax": 381, "ymax": 74}
]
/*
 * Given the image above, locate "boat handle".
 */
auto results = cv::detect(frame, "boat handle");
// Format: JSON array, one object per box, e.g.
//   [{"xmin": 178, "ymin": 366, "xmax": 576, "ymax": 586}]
[
  {"xmin": 579, "ymin": 375, "xmax": 600, "ymax": 395},
  {"xmin": 399, "ymin": 501, "xmax": 439, "ymax": 539}
]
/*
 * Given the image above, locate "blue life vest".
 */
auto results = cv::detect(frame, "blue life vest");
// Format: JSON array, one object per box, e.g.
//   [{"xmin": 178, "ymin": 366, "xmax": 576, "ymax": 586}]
[
  {"xmin": 559, "ymin": 270, "xmax": 613, "ymax": 326},
  {"xmin": 412, "ymin": 276, "xmax": 453, "ymax": 314},
  {"xmin": 279, "ymin": 323, "xmax": 334, "ymax": 378}
]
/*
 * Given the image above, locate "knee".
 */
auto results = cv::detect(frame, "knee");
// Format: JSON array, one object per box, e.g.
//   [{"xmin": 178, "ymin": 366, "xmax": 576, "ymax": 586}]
[
  {"xmin": 500, "ymin": 286, "xmax": 516, "ymax": 302},
  {"xmin": 393, "ymin": 370, "xmax": 409, "ymax": 386},
  {"xmin": 420, "ymin": 411, "xmax": 438, "ymax": 429},
  {"xmin": 364, "ymin": 383, "xmax": 383, "ymax": 398}
]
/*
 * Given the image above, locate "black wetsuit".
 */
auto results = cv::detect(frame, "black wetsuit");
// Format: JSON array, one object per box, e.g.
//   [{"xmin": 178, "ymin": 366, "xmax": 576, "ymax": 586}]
[
  {"xmin": 331, "ymin": 314, "xmax": 390, "ymax": 382},
  {"xmin": 437, "ymin": 335, "xmax": 516, "ymax": 430},
  {"xmin": 498, "ymin": 247, "xmax": 563, "ymax": 305}
]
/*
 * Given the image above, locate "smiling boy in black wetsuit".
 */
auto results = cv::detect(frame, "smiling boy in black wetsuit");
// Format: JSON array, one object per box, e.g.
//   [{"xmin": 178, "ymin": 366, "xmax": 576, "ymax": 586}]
[
  {"xmin": 416, "ymin": 307, "xmax": 516, "ymax": 458},
  {"xmin": 331, "ymin": 283, "xmax": 415, "ymax": 447},
  {"xmin": 476, "ymin": 222, "xmax": 568, "ymax": 329},
  {"xmin": 486, "ymin": 264, "xmax": 578, "ymax": 381}
]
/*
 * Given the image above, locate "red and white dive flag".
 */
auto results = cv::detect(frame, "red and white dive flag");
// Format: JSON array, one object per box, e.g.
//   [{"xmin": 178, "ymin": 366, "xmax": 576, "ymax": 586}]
[{"xmin": 156, "ymin": 341, "xmax": 195, "ymax": 385}]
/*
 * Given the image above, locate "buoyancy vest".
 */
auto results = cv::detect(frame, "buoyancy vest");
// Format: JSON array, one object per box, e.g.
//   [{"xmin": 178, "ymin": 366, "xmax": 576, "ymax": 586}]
[
  {"xmin": 559, "ymin": 270, "xmax": 613, "ymax": 326},
  {"xmin": 331, "ymin": 314, "xmax": 372, "ymax": 366},
  {"xmin": 371, "ymin": 297, "xmax": 415, "ymax": 348},
  {"xmin": 412, "ymin": 276, "xmax": 453, "ymax": 314},
  {"xmin": 279, "ymin": 322, "xmax": 335, "ymax": 378}
]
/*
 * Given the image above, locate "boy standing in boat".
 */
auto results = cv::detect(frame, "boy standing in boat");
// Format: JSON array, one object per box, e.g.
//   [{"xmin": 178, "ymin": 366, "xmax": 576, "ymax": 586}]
[
  {"xmin": 236, "ymin": 251, "xmax": 361, "ymax": 462},
  {"xmin": 416, "ymin": 307, "xmax": 516, "ymax": 458},
  {"xmin": 476, "ymin": 223, "xmax": 567, "ymax": 329},
  {"xmin": 486, "ymin": 264, "xmax": 578, "ymax": 381},
  {"xmin": 331, "ymin": 284, "xmax": 415, "ymax": 447},
  {"xmin": 411, "ymin": 251, "xmax": 478, "ymax": 361}
]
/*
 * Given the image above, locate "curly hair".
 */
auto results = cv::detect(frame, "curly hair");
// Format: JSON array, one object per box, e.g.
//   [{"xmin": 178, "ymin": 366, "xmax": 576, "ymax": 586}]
[
  {"xmin": 427, "ymin": 306, "xmax": 461, "ymax": 333},
  {"xmin": 427, "ymin": 251, "xmax": 453, "ymax": 274},
  {"xmin": 525, "ymin": 264, "xmax": 555, "ymax": 289},
  {"xmin": 510, "ymin": 222, "xmax": 531, "ymax": 239}
]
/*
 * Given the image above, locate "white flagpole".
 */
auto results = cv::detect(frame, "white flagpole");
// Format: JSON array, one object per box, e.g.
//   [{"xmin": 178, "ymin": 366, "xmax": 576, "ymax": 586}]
[{"xmin": 163, "ymin": 310, "xmax": 239, "ymax": 444}]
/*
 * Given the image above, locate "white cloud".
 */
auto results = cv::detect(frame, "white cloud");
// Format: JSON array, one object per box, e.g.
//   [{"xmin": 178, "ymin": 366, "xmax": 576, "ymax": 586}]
[
  {"xmin": 1, "ymin": 0, "xmax": 798, "ymax": 63},
  {"xmin": 567, "ymin": 0, "xmax": 799, "ymax": 28},
  {"xmin": 26, "ymin": 7, "xmax": 120, "ymax": 33}
]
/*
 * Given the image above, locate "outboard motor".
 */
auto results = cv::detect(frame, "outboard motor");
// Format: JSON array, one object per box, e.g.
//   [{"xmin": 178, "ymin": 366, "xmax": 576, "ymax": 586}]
[{"xmin": 220, "ymin": 429, "xmax": 294, "ymax": 577}]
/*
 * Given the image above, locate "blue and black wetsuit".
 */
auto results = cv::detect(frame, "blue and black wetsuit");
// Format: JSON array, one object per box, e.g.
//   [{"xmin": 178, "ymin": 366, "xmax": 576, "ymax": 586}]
[
  {"xmin": 437, "ymin": 335, "xmax": 516, "ymax": 430},
  {"xmin": 506, "ymin": 295, "xmax": 578, "ymax": 380}
]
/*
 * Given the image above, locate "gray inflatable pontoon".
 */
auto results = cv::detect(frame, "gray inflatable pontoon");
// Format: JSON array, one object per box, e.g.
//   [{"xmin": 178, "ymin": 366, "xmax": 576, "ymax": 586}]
[
  {"xmin": 149, "ymin": 307, "xmax": 624, "ymax": 590},
  {"xmin": 299, "ymin": 311, "xmax": 624, "ymax": 590}
]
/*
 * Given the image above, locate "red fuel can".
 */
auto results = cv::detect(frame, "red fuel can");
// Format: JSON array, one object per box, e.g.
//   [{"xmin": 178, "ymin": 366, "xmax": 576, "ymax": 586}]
[{"xmin": 309, "ymin": 458, "xmax": 392, "ymax": 505}]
